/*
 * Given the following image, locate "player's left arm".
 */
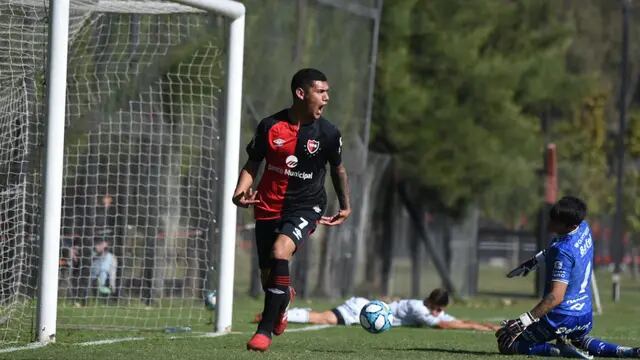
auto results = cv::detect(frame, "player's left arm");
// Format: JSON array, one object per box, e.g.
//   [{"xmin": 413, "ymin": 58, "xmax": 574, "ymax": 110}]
[{"xmin": 320, "ymin": 132, "xmax": 351, "ymax": 226}]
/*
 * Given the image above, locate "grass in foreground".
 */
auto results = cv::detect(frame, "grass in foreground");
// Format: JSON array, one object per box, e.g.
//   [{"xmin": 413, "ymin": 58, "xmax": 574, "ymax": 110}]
[{"xmin": 4, "ymin": 270, "xmax": 640, "ymax": 359}]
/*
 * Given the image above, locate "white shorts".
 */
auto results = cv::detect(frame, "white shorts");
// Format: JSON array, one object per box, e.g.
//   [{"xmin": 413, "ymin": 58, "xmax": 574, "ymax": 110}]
[{"xmin": 333, "ymin": 297, "xmax": 370, "ymax": 326}]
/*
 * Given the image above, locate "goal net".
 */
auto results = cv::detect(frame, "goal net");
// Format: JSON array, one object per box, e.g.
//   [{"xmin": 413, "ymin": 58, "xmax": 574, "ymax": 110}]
[{"xmin": 1, "ymin": 0, "xmax": 229, "ymax": 343}]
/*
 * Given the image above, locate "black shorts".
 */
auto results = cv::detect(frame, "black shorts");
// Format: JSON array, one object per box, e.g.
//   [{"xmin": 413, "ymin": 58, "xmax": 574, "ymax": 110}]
[{"xmin": 254, "ymin": 210, "xmax": 320, "ymax": 269}]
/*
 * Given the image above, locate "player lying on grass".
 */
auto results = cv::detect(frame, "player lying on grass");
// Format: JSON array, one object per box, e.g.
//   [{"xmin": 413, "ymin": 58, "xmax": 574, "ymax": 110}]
[
  {"xmin": 497, "ymin": 196, "xmax": 640, "ymax": 359},
  {"xmin": 256, "ymin": 288, "xmax": 500, "ymax": 331}
]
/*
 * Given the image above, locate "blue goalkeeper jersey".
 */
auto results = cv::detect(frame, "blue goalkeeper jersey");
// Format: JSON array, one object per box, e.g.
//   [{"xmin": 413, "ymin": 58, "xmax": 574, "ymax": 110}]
[{"xmin": 544, "ymin": 220, "xmax": 593, "ymax": 317}]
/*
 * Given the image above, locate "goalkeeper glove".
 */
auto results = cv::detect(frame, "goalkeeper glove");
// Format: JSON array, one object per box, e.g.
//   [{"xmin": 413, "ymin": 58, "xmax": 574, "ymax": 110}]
[
  {"xmin": 496, "ymin": 312, "xmax": 538, "ymax": 351},
  {"xmin": 506, "ymin": 250, "xmax": 546, "ymax": 278}
]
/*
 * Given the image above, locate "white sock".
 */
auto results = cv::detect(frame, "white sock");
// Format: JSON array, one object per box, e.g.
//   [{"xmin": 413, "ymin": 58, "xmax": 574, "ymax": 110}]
[{"xmin": 287, "ymin": 307, "xmax": 310, "ymax": 323}]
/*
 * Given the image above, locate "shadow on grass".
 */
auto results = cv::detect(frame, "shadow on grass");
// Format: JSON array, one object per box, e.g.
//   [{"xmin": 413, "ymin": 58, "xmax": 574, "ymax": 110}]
[
  {"xmin": 382, "ymin": 347, "xmax": 498, "ymax": 356},
  {"xmin": 306, "ymin": 348, "xmax": 359, "ymax": 354}
]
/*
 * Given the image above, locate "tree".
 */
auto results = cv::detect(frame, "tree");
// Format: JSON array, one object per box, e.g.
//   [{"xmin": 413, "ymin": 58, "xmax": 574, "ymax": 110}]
[{"xmin": 373, "ymin": 0, "xmax": 590, "ymax": 223}]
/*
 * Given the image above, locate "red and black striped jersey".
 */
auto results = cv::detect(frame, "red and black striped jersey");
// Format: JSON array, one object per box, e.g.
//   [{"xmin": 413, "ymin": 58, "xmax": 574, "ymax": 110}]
[{"xmin": 246, "ymin": 109, "xmax": 342, "ymax": 220}]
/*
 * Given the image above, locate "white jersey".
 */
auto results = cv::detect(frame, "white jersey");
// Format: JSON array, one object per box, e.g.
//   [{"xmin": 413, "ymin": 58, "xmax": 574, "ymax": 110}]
[
  {"xmin": 389, "ymin": 299, "xmax": 455, "ymax": 327},
  {"xmin": 334, "ymin": 297, "xmax": 455, "ymax": 327}
]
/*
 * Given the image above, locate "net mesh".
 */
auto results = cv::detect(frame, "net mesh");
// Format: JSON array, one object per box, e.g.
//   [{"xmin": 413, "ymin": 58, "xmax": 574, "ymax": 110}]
[
  {"xmin": 60, "ymin": 10, "xmax": 225, "ymax": 330},
  {"xmin": 1, "ymin": 0, "xmax": 226, "ymax": 342},
  {"xmin": 0, "ymin": 78, "xmax": 39, "ymax": 344},
  {"xmin": 0, "ymin": 0, "xmax": 47, "ymax": 344}
]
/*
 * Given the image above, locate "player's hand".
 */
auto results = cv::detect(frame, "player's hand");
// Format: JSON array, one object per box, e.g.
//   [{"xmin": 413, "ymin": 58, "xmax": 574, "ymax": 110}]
[
  {"xmin": 319, "ymin": 208, "xmax": 351, "ymax": 226},
  {"xmin": 495, "ymin": 312, "xmax": 537, "ymax": 350},
  {"xmin": 232, "ymin": 189, "xmax": 260, "ymax": 208},
  {"xmin": 496, "ymin": 325, "xmax": 519, "ymax": 353},
  {"xmin": 507, "ymin": 257, "xmax": 538, "ymax": 278}
]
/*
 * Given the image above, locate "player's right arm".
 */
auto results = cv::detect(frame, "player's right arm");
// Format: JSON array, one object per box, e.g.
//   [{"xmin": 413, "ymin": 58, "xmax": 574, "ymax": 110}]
[
  {"xmin": 529, "ymin": 246, "xmax": 571, "ymax": 319},
  {"xmin": 436, "ymin": 320, "xmax": 498, "ymax": 332},
  {"xmin": 496, "ymin": 246, "xmax": 571, "ymax": 349},
  {"xmin": 529, "ymin": 280, "xmax": 567, "ymax": 319},
  {"xmin": 232, "ymin": 120, "xmax": 267, "ymax": 208},
  {"xmin": 232, "ymin": 160, "xmax": 261, "ymax": 207}
]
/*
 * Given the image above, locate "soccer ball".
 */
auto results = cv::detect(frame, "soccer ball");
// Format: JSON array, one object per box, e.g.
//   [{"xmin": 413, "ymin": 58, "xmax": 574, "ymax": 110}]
[
  {"xmin": 359, "ymin": 300, "xmax": 393, "ymax": 334},
  {"xmin": 204, "ymin": 290, "xmax": 217, "ymax": 310}
]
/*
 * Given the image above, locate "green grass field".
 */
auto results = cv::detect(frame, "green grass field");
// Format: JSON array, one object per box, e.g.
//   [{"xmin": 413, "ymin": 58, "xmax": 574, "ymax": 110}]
[{"xmin": 2, "ymin": 269, "xmax": 640, "ymax": 359}]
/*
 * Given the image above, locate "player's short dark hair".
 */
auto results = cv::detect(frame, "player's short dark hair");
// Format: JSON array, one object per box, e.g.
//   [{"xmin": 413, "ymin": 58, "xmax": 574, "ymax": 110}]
[
  {"xmin": 549, "ymin": 196, "xmax": 587, "ymax": 227},
  {"xmin": 291, "ymin": 68, "xmax": 327, "ymax": 95},
  {"xmin": 425, "ymin": 288, "xmax": 449, "ymax": 307}
]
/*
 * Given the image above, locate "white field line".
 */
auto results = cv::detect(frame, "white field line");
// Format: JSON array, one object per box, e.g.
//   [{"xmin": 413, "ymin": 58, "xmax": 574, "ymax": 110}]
[
  {"xmin": 193, "ymin": 331, "xmax": 242, "ymax": 338},
  {"xmin": 285, "ymin": 324, "xmax": 333, "ymax": 332},
  {"xmin": 77, "ymin": 337, "xmax": 145, "ymax": 346},
  {"xmin": 0, "ymin": 342, "xmax": 47, "ymax": 353},
  {"xmin": 0, "ymin": 324, "xmax": 333, "ymax": 353}
]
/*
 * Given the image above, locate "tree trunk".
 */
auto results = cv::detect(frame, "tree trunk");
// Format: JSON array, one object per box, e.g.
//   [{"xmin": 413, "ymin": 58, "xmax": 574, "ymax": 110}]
[
  {"xmin": 398, "ymin": 181, "xmax": 457, "ymax": 296},
  {"xmin": 410, "ymin": 223, "xmax": 421, "ymax": 298}
]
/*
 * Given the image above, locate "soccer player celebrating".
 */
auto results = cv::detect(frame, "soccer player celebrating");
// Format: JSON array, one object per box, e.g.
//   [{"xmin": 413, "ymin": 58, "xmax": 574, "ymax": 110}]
[
  {"xmin": 497, "ymin": 196, "xmax": 640, "ymax": 358},
  {"xmin": 257, "ymin": 288, "xmax": 500, "ymax": 332},
  {"xmin": 233, "ymin": 68, "xmax": 351, "ymax": 352}
]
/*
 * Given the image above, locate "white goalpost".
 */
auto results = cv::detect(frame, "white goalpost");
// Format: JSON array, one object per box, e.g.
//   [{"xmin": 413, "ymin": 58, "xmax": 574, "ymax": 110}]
[
  {"xmin": 18, "ymin": 0, "xmax": 244, "ymax": 345},
  {"xmin": 36, "ymin": 0, "xmax": 72, "ymax": 344}
]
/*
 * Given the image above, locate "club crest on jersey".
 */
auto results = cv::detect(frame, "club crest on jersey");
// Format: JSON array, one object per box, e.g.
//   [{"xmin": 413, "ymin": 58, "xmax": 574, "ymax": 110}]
[{"xmin": 306, "ymin": 139, "xmax": 320, "ymax": 154}]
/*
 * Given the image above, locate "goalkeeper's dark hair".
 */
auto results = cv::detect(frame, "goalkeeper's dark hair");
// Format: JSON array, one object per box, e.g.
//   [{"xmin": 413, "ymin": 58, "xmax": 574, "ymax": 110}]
[
  {"xmin": 425, "ymin": 288, "xmax": 449, "ymax": 307},
  {"xmin": 291, "ymin": 68, "xmax": 327, "ymax": 95},
  {"xmin": 549, "ymin": 196, "xmax": 587, "ymax": 227}
]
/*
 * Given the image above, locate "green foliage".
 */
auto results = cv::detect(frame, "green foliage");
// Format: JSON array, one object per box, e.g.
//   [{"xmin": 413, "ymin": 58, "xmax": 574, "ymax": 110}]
[
  {"xmin": 373, "ymin": 0, "xmax": 590, "ymax": 221},
  {"xmin": 563, "ymin": 0, "xmax": 640, "ymax": 230},
  {"xmin": 625, "ymin": 109, "xmax": 640, "ymax": 233},
  {"xmin": 551, "ymin": 93, "xmax": 613, "ymax": 216}
]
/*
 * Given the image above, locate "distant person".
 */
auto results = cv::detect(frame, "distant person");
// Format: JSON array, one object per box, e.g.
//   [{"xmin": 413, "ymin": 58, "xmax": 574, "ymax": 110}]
[
  {"xmin": 89, "ymin": 238, "xmax": 117, "ymax": 296},
  {"xmin": 59, "ymin": 235, "xmax": 80, "ymax": 297},
  {"xmin": 233, "ymin": 68, "xmax": 351, "ymax": 351},
  {"xmin": 94, "ymin": 193, "xmax": 116, "ymax": 240},
  {"xmin": 256, "ymin": 288, "xmax": 500, "ymax": 332},
  {"xmin": 498, "ymin": 196, "xmax": 640, "ymax": 358}
]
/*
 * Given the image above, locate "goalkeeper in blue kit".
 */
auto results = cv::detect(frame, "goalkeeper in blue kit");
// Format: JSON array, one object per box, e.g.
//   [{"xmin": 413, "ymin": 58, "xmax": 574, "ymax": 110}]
[{"xmin": 497, "ymin": 196, "xmax": 640, "ymax": 358}]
